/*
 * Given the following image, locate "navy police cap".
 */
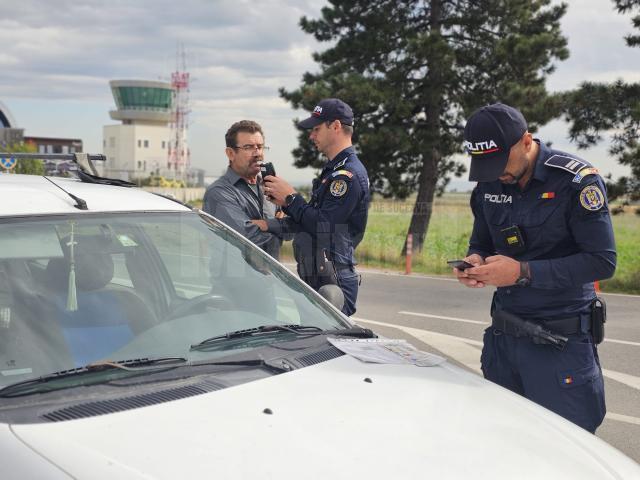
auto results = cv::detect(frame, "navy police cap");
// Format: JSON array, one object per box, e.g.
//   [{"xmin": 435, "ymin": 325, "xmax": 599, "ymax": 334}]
[
  {"xmin": 463, "ymin": 103, "xmax": 527, "ymax": 182},
  {"xmin": 298, "ymin": 98, "xmax": 354, "ymax": 128}
]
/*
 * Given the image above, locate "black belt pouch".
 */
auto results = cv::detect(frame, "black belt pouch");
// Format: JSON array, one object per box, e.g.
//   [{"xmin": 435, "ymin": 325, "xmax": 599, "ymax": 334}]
[{"xmin": 591, "ymin": 297, "xmax": 606, "ymax": 344}]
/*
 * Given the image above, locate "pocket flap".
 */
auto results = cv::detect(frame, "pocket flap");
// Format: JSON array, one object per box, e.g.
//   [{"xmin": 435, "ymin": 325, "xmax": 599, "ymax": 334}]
[
  {"xmin": 557, "ymin": 362, "xmax": 598, "ymax": 389},
  {"xmin": 520, "ymin": 202, "xmax": 562, "ymax": 227}
]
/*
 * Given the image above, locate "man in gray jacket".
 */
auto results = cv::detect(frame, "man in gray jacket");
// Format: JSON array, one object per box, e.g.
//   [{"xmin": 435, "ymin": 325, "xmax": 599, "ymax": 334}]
[{"xmin": 203, "ymin": 120, "xmax": 283, "ymax": 259}]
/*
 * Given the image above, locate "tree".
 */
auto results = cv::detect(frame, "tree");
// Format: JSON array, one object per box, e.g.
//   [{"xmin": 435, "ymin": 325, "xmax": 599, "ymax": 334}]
[
  {"xmin": 563, "ymin": 0, "xmax": 640, "ymax": 208},
  {"xmin": 2, "ymin": 143, "xmax": 45, "ymax": 176},
  {"xmin": 281, "ymin": 0, "xmax": 569, "ymax": 253}
]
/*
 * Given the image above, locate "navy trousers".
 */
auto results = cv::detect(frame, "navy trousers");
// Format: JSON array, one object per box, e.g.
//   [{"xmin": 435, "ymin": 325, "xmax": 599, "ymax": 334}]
[{"xmin": 480, "ymin": 327, "xmax": 606, "ymax": 433}]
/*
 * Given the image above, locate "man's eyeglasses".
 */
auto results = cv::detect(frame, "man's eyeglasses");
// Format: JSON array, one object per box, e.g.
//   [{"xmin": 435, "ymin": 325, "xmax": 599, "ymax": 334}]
[{"xmin": 233, "ymin": 144, "xmax": 270, "ymax": 152}]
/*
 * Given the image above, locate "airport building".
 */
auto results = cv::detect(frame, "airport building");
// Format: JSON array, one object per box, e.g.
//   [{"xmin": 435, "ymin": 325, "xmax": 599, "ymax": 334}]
[
  {"xmin": 0, "ymin": 101, "xmax": 24, "ymax": 148},
  {"xmin": 103, "ymin": 80, "xmax": 174, "ymax": 181},
  {"xmin": 1, "ymin": 102, "xmax": 82, "ymax": 176},
  {"xmin": 24, "ymin": 136, "xmax": 83, "ymax": 155}
]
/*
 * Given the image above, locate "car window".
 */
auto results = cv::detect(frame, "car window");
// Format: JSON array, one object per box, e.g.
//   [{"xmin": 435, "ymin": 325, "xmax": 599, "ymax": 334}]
[
  {"xmin": 0, "ymin": 212, "xmax": 346, "ymax": 387},
  {"xmin": 144, "ymin": 219, "xmax": 215, "ymax": 299}
]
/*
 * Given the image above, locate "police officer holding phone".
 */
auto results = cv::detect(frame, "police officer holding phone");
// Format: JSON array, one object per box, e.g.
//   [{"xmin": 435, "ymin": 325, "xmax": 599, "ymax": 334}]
[
  {"xmin": 455, "ymin": 103, "xmax": 616, "ymax": 433},
  {"xmin": 253, "ymin": 98, "xmax": 370, "ymax": 316}
]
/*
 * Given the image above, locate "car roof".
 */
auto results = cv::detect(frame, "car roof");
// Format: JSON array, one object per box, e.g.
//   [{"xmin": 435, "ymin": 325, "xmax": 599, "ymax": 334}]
[{"xmin": 0, "ymin": 174, "xmax": 190, "ymax": 216}]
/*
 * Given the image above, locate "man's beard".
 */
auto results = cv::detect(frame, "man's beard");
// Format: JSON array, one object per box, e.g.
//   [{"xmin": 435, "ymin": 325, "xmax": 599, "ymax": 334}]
[{"xmin": 500, "ymin": 165, "xmax": 527, "ymax": 185}]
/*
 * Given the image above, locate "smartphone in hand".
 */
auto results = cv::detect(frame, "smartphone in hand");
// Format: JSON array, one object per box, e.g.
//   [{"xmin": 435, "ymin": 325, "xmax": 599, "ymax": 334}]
[{"xmin": 447, "ymin": 259, "xmax": 474, "ymax": 270}]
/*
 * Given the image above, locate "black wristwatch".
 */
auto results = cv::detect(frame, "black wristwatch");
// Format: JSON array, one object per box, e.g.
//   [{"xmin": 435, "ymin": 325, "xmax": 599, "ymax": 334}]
[
  {"xmin": 284, "ymin": 193, "xmax": 298, "ymax": 207},
  {"xmin": 516, "ymin": 261, "xmax": 531, "ymax": 287}
]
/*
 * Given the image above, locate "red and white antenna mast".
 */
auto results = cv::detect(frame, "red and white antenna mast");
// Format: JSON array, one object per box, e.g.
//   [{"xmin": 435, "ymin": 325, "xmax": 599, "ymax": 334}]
[{"xmin": 168, "ymin": 44, "xmax": 190, "ymax": 181}]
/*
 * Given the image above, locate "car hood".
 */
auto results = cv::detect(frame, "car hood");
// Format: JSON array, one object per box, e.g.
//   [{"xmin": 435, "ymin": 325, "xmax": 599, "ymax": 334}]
[{"xmin": 6, "ymin": 355, "xmax": 640, "ymax": 479}]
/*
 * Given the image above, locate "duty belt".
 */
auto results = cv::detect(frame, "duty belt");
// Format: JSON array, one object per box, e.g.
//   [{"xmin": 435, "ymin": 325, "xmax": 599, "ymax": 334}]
[
  {"xmin": 492, "ymin": 315, "xmax": 582, "ymax": 337},
  {"xmin": 334, "ymin": 263, "xmax": 355, "ymax": 272}
]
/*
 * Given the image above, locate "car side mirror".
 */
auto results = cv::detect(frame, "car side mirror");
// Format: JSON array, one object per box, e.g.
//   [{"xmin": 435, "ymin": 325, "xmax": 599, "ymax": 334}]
[{"xmin": 317, "ymin": 284, "xmax": 344, "ymax": 311}]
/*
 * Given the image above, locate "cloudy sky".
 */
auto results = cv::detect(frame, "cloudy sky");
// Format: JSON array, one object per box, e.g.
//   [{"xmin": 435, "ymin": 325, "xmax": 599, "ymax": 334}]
[{"xmin": 1, "ymin": 0, "xmax": 639, "ymax": 187}]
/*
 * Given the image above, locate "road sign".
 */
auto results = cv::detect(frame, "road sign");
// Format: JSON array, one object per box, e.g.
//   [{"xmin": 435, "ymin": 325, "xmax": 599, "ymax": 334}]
[{"xmin": 0, "ymin": 156, "xmax": 17, "ymax": 171}]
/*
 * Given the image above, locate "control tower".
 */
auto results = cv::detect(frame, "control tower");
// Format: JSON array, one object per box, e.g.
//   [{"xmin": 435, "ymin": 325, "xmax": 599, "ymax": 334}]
[{"xmin": 103, "ymin": 80, "xmax": 174, "ymax": 181}]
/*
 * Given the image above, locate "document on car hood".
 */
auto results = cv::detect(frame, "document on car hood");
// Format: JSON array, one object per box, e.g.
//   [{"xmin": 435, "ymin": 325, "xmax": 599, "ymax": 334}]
[{"xmin": 328, "ymin": 338, "xmax": 445, "ymax": 367}]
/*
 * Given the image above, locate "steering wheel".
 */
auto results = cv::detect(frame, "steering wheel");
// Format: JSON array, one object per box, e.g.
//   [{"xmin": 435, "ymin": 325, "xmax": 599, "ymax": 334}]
[{"xmin": 164, "ymin": 293, "xmax": 233, "ymax": 320}]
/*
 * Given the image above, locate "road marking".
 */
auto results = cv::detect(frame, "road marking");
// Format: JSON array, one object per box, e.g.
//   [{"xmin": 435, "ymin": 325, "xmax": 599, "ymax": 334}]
[
  {"xmin": 605, "ymin": 338, "xmax": 640, "ymax": 347},
  {"xmin": 360, "ymin": 317, "xmax": 640, "ymax": 393},
  {"xmin": 356, "ymin": 267, "xmax": 640, "ymax": 297},
  {"xmin": 355, "ymin": 317, "xmax": 640, "ymax": 388},
  {"xmin": 282, "ymin": 262, "xmax": 461, "ymax": 282},
  {"xmin": 286, "ymin": 261, "xmax": 640, "ymax": 298},
  {"xmin": 606, "ymin": 412, "xmax": 640, "ymax": 426},
  {"xmin": 355, "ymin": 317, "xmax": 640, "ymax": 427},
  {"xmin": 362, "ymin": 270, "xmax": 459, "ymax": 282},
  {"xmin": 597, "ymin": 292, "xmax": 640, "ymax": 299},
  {"xmin": 395, "ymin": 311, "xmax": 639, "ymax": 347},
  {"xmin": 399, "ymin": 311, "xmax": 489, "ymax": 325},
  {"xmin": 602, "ymin": 369, "xmax": 640, "ymax": 390}
]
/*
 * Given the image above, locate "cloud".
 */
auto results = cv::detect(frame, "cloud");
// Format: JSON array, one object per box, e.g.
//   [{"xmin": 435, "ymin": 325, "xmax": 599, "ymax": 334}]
[
  {"xmin": 0, "ymin": 0, "xmax": 322, "ymax": 101},
  {"xmin": 0, "ymin": 0, "xmax": 637, "ymax": 183},
  {"xmin": 548, "ymin": 0, "xmax": 640, "ymax": 91},
  {"xmin": 0, "ymin": 0, "xmax": 325, "ymax": 181}
]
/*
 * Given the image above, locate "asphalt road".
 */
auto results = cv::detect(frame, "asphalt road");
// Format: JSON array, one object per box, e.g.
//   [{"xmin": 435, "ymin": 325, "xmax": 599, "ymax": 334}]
[{"xmin": 351, "ymin": 268, "xmax": 640, "ymax": 463}]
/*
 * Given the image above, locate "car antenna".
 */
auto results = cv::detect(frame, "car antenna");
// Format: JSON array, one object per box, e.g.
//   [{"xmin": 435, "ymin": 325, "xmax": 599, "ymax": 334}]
[{"xmin": 43, "ymin": 176, "xmax": 88, "ymax": 210}]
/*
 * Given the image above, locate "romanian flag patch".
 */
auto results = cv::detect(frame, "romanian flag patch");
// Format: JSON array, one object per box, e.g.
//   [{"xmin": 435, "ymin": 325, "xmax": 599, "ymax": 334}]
[{"xmin": 539, "ymin": 192, "xmax": 555, "ymax": 199}]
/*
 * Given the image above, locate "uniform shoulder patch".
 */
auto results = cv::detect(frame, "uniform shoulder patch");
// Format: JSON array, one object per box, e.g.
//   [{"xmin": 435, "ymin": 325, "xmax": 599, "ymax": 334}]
[
  {"xmin": 331, "ymin": 169, "xmax": 353, "ymax": 179},
  {"xmin": 329, "ymin": 179, "xmax": 348, "ymax": 197},
  {"xmin": 579, "ymin": 184, "xmax": 605, "ymax": 211},
  {"xmin": 333, "ymin": 158, "xmax": 348, "ymax": 170},
  {"xmin": 544, "ymin": 154, "xmax": 587, "ymax": 174},
  {"xmin": 572, "ymin": 167, "xmax": 599, "ymax": 183}
]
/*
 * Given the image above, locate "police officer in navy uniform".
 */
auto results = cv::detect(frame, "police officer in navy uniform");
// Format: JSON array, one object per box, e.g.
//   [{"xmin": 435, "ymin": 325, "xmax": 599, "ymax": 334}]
[
  {"xmin": 253, "ymin": 98, "xmax": 370, "ymax": 316},
  {"xmin": 455, "ymin": 103, "xmax": 616, "ymax": 433}
]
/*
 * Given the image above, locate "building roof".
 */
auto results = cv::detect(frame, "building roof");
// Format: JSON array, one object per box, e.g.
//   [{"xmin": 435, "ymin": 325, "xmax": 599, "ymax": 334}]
[{"xmin": 0, "ymin": 101, "xmax": 17, "ymax": 128}]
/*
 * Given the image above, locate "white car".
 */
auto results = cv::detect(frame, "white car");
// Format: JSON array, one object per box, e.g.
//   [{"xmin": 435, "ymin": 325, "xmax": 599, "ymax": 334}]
[{"xmin": 0, "ymin": 157, "xmax": 639, "ymax": 479}]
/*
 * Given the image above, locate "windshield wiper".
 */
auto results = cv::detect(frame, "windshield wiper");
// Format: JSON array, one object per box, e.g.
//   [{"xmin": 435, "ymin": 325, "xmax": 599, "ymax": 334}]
[
  {"xmin": 192, "ymin": 358, "xmax": 290, "ymax": 374},
  {"xmin": 0, "ymin": 356, "xmax": 188, "ymax": 398},
  {"xmin": 190, "ymin": 324, "xmax": 323, "ymax": 349},
  {"xmin": 89, "ymin": 357, "xmax": 188, "ymax": 370},
  {"xmin": 190, "ymin": 324, "xmax": 376, "ymax": 350}
]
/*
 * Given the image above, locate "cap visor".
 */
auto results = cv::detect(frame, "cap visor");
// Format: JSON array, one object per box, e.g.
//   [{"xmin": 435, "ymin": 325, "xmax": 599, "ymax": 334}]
[
  {"xmin": 468, "ymin": 154, "xmax": 509, "ymax": 182},
  {"xmin": 298, "ymin": 116, "xmax": 323, "ymax": 129}
]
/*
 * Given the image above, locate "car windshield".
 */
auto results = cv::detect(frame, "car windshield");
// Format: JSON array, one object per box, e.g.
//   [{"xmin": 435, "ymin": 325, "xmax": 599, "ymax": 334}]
[{"xmin": 0, "ymin": 211, "xmax": 348, "ymax": 387}]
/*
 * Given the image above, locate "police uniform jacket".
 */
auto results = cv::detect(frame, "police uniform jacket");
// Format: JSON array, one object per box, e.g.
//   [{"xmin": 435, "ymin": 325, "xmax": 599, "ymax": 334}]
[
  {"xmin": 268, "ymin": 146, "xmax": 370, "ymax": 266},
  {"xmin": 468, "ymin": 140, "xmax": 616, "ymax": 320}
]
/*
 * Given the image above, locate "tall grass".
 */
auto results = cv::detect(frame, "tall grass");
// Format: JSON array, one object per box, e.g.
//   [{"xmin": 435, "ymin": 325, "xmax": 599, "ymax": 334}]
[
  {"xmin": 202, "ymin": 192, "xmax": 638, "ymax": 294},
  {"xmin": 606, "ymin": 211, "xmax": 640, "ymax": 294},
  {"xmin": 283, "ymin": 193, "xmax": 639, "ymax": 294},
  {"xmin": 355, "ymin": 195, "xmax": 473, "ymax": 275}
]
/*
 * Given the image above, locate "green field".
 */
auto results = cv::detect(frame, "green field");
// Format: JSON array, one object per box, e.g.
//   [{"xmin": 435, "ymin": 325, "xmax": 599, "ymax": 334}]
[
  {"xmin": 279, "ymin": 193, "xmax": 639, "ymax": 294},
  {"xmin": 193, "ymin": 193, "xmax": 639, "ymax": 294}
]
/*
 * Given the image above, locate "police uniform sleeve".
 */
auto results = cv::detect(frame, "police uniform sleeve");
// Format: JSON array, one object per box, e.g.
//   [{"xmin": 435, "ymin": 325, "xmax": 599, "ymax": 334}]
[
  {"xmin": 284, "ymin": 172, "xmax": 363, "ymax": 235},
  {"xmin": 266, "ymin": 216, "xmax": 300, "ymax": 238},
  {"xmin": 467, "ymin": 186, "xmax": 496, "ymax": 258},
  {"xmin": 203, "ymin": 184, "xmax": 278, "ymax": 250},
  {"xmin": 528, "ymin": 173, "xmax": 616, "ymax": 289}
]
